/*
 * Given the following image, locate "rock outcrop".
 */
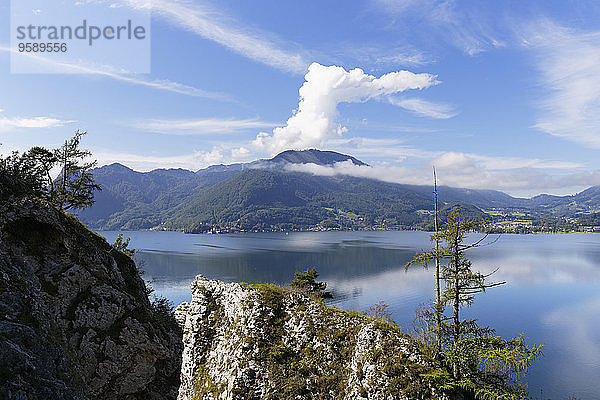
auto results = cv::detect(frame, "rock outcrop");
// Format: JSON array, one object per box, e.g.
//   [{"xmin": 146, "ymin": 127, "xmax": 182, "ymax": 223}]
[
  {"xmin": 0, "ymin": 196, "xmax": 182, "ymax": 399},
  {"xmin": 176, "ymin": 276, "xmax": 438, "ymax": 400}
]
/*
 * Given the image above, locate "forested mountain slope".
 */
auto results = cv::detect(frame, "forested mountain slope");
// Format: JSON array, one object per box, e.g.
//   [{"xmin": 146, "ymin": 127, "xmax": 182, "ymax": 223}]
[{"xmin": 78, "ymin": 150, "xmax": 600, "ymax": 232}]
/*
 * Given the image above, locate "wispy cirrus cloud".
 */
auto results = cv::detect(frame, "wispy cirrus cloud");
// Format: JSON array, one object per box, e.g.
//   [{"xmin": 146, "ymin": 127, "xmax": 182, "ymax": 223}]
[
  {"xmin": 128, "ymin": 117, "xmax": 278, "ymax": 135},
  {"xmin": 325, "ymin": 43, "xmax": 431, "ymax": 70},
  {"xmin": 522, "ymin": 21, "xmax": 600, "ymax": 148},
  {"xmin": 117, "ymin": 0, "xmax": 309, "ymax": 74},
  {"xmin": 0, "ymin": 109, "xmax": 74, "ymax": 131},
  {"xmin": 0, "ymin": 45, "xmax": 232, "ymax": 101},
  {"xmin": 388, "ymin": 96, "xmax": 456, "ymax": 119},
  {"xmin": 374, "ymin": 51, "xmax": 430, "ymax": 67},
  {"xmin": 372, "ymin": 0, "xmax": 504, "ymax": 56}
]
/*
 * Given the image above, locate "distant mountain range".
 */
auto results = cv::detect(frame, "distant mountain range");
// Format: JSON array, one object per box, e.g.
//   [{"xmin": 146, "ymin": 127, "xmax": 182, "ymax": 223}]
[{"xmin": 77, "ymin": 149, "xmax": 600, "ymax": 233}]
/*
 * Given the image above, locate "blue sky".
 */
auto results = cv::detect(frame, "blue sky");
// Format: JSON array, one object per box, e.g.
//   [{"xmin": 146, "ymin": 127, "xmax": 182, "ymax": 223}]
[{"xmin": 2, "ymin": 0, "xmax": 600, "ymax": 197}]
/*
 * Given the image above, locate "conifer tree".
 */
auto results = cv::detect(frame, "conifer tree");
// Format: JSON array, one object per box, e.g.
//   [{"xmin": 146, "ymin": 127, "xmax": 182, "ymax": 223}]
[
  {"xmin": 433, "ymin": 167, "xmax": 442, "ymax": 353},
  {"xmin": 53, "ymin": 130, "xmax": 100, "ymax": 211},
  {"xmin": 291, "ymin": 268, "xmax": 332, "ymax": 299},
  {"xmin": 409, "ymin": 209, "xmax": 543, "ymax": 399},
  {"xmin": 1, "ymin": 131, "xmax": 99, "ymax": 210},
  {"xmin": 22, "ymin": 146, "xmax": 57, "ymax": 199}
]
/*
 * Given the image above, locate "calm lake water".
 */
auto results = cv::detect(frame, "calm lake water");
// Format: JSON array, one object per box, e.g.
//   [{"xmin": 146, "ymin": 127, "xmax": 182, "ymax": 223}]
[{"xmin": 100, "ymin": 230, "xmax": 600, "ymax": 399}]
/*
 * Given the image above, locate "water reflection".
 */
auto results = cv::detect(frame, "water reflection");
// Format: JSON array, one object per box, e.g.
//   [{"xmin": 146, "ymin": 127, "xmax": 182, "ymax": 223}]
[
  {"xmin": 100, "ymin": 230, "xmax": 600, "ymax": 399},
  {"xmin": 133, "ymin": 232, "xmax": 422, "ymax": 288},
  {"xmin": 540, "ymin": 295, "xmax": 600, "ymax": 398}
]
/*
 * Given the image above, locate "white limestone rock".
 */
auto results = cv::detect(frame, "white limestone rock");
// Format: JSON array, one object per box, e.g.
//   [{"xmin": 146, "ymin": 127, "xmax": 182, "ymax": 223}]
[{"xmin": 176, "ymin": 275, "xmax": 439, "ymax": 400}]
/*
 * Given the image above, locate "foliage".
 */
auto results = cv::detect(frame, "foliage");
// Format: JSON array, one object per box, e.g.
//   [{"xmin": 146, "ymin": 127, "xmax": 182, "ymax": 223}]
[
  {"xmin": 166, "ymin": 169, "xmax": 436, "ymax": 233},
  {"xmin": 0, "ymin": 131, "xmax": 100, "ymax": 211},
  {"xmin": 408, "ymin": 208, "xmax": 543, "ymax": 399},
  {"xmin": 363, "ymin": 301, "xmax": 394, "ymax": 323},
  {"xmin": 23, "ymin": 146, "xmax": 57, "ymax": 196},
  {"xmin": 0, "ymin": 151, "xmax": 46, "ymax": 199},
  {"xmin": 53, "ymin": 130, "xmax": 101, "ymax": 211},
  {"xmin": 411, "ymin": 302, "xmax": 439, "ymax": 359},
  {"xmin": 0, "ymin": 146, "xmax": 60, "ymax": 200},
  {"xmin": 111, "ymin": 233, "xmax": 135, "ymax": 257},
  {"xmin": 439, "ymin": 323, "xmax": 543, "ymax": 399},
  {"xmin": 150, "ymin": 295, "xmax": 181, "ymax": 335},
  {"xmin": 290, "ymin": 267, "xmax": 332, "ymax": 299},
  {"xmin": 578, "ymin": 212, "xmax": 600, "ymax": 226}
]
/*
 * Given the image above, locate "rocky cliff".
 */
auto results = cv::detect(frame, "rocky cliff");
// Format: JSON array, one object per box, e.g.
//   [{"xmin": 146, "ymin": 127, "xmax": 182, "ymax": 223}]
[
  {"xmin": 0, "ymin": 196, "xmax": 182, "ymax": 399},
  {"xmin": 176, "ymin": 276, "xmax": 441, "ymax": 400}
]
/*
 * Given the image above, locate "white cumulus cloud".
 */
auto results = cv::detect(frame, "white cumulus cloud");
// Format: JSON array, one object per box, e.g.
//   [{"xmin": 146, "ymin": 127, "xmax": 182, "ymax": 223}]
[{"xmin": 252, "ymin": 62, "xmax": 438, "ymax": 155}]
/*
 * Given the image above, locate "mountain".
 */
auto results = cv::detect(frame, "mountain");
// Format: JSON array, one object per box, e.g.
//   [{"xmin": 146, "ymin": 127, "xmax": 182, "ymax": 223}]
[
  {"xmin": 163, "ymin": 169, "xmax": 432, "ymax": 231},
  {"xmin": 577, "ymin": 186, "xmax": 600, "ymax": 203},
  {"xmin": 78, "ymin": 149, "xmax": 600, "ymax": 232},
  {"xmin": 528, "ymin": 186, "xmax": 600, "ymax": 217},
  {"xmin": 77, "ymin": 163, "xmax": 238, "ymax": 230},
  {"xmin": 268, "ymin": 149, "xmax": 367, "ymax": 166},
  {"xmin": 196, "ymin": 163, "xmax": 244, "ymax": 174}
]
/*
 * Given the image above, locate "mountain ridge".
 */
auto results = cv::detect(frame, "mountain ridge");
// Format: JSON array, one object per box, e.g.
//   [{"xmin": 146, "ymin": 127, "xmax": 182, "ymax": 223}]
[
  {"xmin": 268, "ymin": 149, "xmax": 367, "ymax": 166},
  {"xmin": 78, "ymin": 150, "xmax": 600, "ymax": 232}
]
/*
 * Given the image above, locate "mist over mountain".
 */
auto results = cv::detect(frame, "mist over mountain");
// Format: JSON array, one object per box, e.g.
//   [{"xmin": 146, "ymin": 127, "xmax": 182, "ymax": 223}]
[{"xmin": 77, "ymin": 150, "xmax": 600, "ymax": 232}]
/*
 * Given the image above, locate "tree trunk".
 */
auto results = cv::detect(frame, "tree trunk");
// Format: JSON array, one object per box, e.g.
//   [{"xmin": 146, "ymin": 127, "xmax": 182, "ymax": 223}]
[
  {"xmin": 433, "ymin": 167, "xmax": 441, "ymax": 353},
  {"xmin": 60, "ymin": 150, "xmax": 66, "ymax": 210},
  {"xmin": 453, "ymin": 236, "xmax": 460, "ymax": 380}
]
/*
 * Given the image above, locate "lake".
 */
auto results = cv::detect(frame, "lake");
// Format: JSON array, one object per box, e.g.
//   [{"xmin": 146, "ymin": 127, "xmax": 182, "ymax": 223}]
[{"xmin": 100, "ymin": 230, "xmax": 600, "ymax": 399}]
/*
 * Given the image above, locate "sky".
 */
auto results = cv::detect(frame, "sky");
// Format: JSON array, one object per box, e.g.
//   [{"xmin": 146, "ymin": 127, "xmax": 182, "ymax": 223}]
[{"xmin": 2, "ymin": 0, "xmax": 600, "ymax": 197}]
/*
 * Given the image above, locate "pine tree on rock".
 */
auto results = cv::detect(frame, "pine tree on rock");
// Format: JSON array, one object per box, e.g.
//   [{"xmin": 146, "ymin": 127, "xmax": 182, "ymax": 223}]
[{"xmin": 53, "ymin": 130, "xmax": 101, "ymax": 211}]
